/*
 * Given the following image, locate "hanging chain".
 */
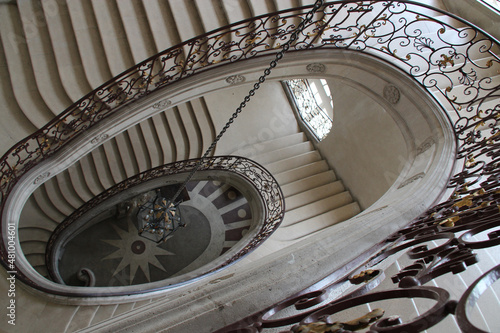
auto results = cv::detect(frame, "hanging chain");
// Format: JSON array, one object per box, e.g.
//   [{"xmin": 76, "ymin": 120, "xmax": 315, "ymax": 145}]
[{"xmin": 169, "ymin": 0, "xmax": 325, "ymax": 204}]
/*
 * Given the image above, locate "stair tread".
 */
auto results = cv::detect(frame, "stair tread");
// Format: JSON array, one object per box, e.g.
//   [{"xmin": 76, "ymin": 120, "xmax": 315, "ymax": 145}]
[
  {"xmin": 275, "ymin": 202, "xmax": 361, "ymax": 241},
  {"xmin": 274, "ymin": 160, "xmax": 330, "ymax": 186},
  {"xmin": 281, "ymin": 171, "xmax": 337, "ymax": 197},
  {"xmin": 282, "ymin": 191, "xmax": 354, "ymax": 226},
  {"xmin": 285, "ymin": 180, "xmax": 345, "ymax": 211},
  {"xmin": 254, "ymin": 141, "xmax": 314, "ymax": 165},
  {"xmin": 266, "ymin": 150, "xmax": 322, "ymax": 174},
  {"xmin": 233, "ymin": 132, "xmax": 307, "ymax": 157}
]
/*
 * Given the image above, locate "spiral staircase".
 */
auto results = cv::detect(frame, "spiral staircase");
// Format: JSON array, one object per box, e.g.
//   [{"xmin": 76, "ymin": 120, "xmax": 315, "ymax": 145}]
[{"xmin": 0, "ymin": 0, "xmax": 499, "ymax": 332}]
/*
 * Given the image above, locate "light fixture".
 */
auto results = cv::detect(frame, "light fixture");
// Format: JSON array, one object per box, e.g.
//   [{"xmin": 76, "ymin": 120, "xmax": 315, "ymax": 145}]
[
  {"xmin": 136, "ymin": 0, "xmax": 324, "ymax": 244},
  {"xmin": 137, "ymin": 189, "xmax": 185, "ymax": 243}
]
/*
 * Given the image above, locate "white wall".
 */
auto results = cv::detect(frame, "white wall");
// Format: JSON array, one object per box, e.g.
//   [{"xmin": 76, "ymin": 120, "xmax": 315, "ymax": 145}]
[
  {"xmin": 205, "ymin": 82, "xmax": 301, "ymax": 155},
  {"xmin": 318, "ymin": 80, "xmax": 408, "ymax": 209}
]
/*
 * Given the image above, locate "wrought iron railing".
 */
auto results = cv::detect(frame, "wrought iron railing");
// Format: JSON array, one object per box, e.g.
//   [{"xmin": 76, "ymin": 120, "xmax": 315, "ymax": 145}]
[
  {"xmin": 42, "ymin": 155, "xmax": 284, "ymax": 295},
  {"xmin": 0, "ymin": 1, "xmax": 499, "ymax": 306},
  {"xmin": 218, "ymin": 183, "xmax": 500, "ymax": 331}
]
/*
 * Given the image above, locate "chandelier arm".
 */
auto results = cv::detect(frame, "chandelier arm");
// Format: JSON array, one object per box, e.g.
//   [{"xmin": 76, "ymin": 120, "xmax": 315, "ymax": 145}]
[{"xmin": 168, "ymin": 0, "xmax": 325, "ymax": 205}]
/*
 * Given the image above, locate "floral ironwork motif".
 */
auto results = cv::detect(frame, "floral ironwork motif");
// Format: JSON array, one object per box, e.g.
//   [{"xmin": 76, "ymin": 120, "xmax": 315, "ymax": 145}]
[
  {"xmin": 285, "ymin": 79, "xmax": 333, "ymax": 141},
  {"xmin": 0, "ymin": 2, "xmax": 498, "ymax": 319},
  {"xmin": 218, "ymin": 165, "xmax": 500, "ymax": 332}
]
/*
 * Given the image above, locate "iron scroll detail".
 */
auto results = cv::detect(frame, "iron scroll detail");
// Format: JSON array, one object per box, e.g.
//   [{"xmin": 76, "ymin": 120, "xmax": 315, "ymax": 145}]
[{"xmin": 217, "ymin": 175, "xmax": 500, "ymax": 332}]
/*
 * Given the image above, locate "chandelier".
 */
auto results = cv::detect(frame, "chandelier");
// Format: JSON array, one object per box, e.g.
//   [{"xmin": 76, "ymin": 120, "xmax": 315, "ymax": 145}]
[
  {"xmin": 136, "ymin": 0, "xmax": 324, "ymax": 243},
  {"xmin": 137, "ymin": 189, "xmax": 185, "ymax": 243}
]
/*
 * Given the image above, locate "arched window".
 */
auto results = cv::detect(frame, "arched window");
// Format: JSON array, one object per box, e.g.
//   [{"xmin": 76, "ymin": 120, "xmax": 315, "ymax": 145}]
[{"xmin": 283, "ymin": 79, "xmax": 333, "ymax": 141}]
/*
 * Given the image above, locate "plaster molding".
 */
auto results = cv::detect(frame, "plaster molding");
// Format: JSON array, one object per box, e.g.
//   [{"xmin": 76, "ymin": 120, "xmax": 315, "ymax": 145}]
[
  {"xmin": 152, "ymin": 98, "xmax": 172, "ymax": 110},
  {"xmin": 306, "ymin": 63, "xmax": 326, "ymax": 73},
  {"xmin": 416, "ymin": 137, "xmax": 436, "ymax": 155},
  {"xmin": 225, "ymin": 75, "xmax": 246, "ymax": 85},
  {"xmin": 33, "ymin": 172, "xmax": 50, "ymax": 185},
  {"xmin": 383, "ymin": 84, "xmax": 401, "ymax": 104},
  {"xmin": 398, "ymin": 172, "xmax": 426, "ymax": 189},
  {"xmin": 90, "ymin": 133, "xmax": 109, "ymax": 145}
]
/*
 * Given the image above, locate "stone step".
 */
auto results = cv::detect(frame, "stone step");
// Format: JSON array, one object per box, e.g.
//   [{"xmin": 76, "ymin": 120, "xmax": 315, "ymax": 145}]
[
  {"xmin": 127, "ymin": 124, "xmax": 152, "ymax": 173},
  {"xmin": 32, "ymin": 187, "xmax": 66, "ymax": 223},
  {"xmin": 44, "ymin": 179, "xmax": 75, "ymax": 216},
  {"xmin": 191, "ymin": 98, "xmax": 217, "ymax": 156},
  {"xmin": 25, "ymin": 253, "xmax": 45, "ymax": 270},
  {"xmin": 194, "ymin": 0, "xmax": 229, "ymax": 32},
  {"xmin": 275, "ymin": 202, "xmax": 361, "ymax": 241},
  {"xmin": 19, "ymin": 196, "xmax": 59, "ymax": 232},
  {"xmin": 169, "ymin": 0, "xmax": 205, "ymax": 42},
  {"xmin": 285, "ymin": 180, "xmax": 345, "ymax": 211},
  {"xmin": 91, "ymin": 147, "xmax": 117, "ymax": 190},
  {"xmin": 34, "ymin": 265, "xmax": 49, "ymax": 278},
  {"xmin": 165, "ymin": 107, "xmax": 190, "ymax": 161},
  {"xmin": 281, "ymin": 170, "xmax": 337, "ymax": 197},
  {"xmin": 143, "ymin": 1, "xmax": 181, "ymax": 51},
  {"xmin": 18, "ymin": 1, "xmax": 73, "ymax": 115},
  {"xmin": 274, "ymin": 160, "xmax": 330, "ymax": 185},
  {"xmin": 177, "ymin": 103, "xmax": 203, "ymax": 159},
  {"xmin": 19, "ymin": 241, "xmax": 46, "ymax": 255},
  {"xmin": 56, "ymin": 173, "xmax": 86, "ymax": 210},
  {"xmin": 282, "ymin": 191, "xmax": 355, "ymax": 226},
  {"xmin": 233, "ymin": 132, "xmax": 307, "ymax": 157},
  {"xmin": 253, "ymin": 141, "xmax": 315, "ymax": 165},
  {"xmin": 266, "ymin": 150, "xmax": 322, "ymax": 174},
  {"xmin": 116, "ymin": 0, "xmax": 157, "ymax": 63},
  {"xmin": 67, "ymin": 164, "xmax": 95, "ymax": 203},
  {"xmin": 248, "ymin": 0, "xmax": 277, "ymax": 16},
  {"xmin": 151, "ymin": 112, "xmax": 177, "ymax": 165},
  {"xmin": 41, "ymin": 0, "xmax": 93, "ymax": 102},
  {"xmin": 79, "ymin": 154, "xmax": 106, "ymax": 195},
  {"xmin": 139, "ymin": 119, "xmax": 163, "ymax": 169},
  {"xmin": 0, "ymin": 5, "xmax": 55, "ymax": 129},
  {"xmin": 67, "ymin": 0, "xmax": 112, "ymax": 89},
  {"xmin": 18, "ymin": 227, "xmax": 52, "ymax": 243},
  {"xmin": 91, "ymin": 0, "xmax": 134, "ymax": 75}
]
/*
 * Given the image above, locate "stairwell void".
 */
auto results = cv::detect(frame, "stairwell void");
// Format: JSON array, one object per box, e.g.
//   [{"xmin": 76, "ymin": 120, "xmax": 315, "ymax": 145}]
[{"xmin": 6, "ymin": 48, "xmax": 454, "ymax": 297}]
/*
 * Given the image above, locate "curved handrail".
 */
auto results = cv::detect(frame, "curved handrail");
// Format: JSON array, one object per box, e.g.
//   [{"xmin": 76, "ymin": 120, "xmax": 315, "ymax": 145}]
[
  {"xmin": 34, "ymin": 156, "xmax": 284, "ymax": 296},
  {"xmin": 1, "ymin": 1, "xmax": 499, "ymax": 294}
]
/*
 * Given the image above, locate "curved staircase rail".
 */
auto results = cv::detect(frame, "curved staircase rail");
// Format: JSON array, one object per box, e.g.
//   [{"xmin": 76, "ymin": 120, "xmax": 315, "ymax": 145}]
[{"xmin": 1, "ymin": 1, "xmax": 500, "ymax": 295}]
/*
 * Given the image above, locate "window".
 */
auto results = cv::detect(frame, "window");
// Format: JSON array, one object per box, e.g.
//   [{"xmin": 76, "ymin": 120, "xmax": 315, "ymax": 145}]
[
  {"xmin": 284, "ymin": 79, "xmax": 333, "ymax": 141},
  {"xmin": 480, "ymin": 0, "xmax": 500, "ymax": 11}
]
